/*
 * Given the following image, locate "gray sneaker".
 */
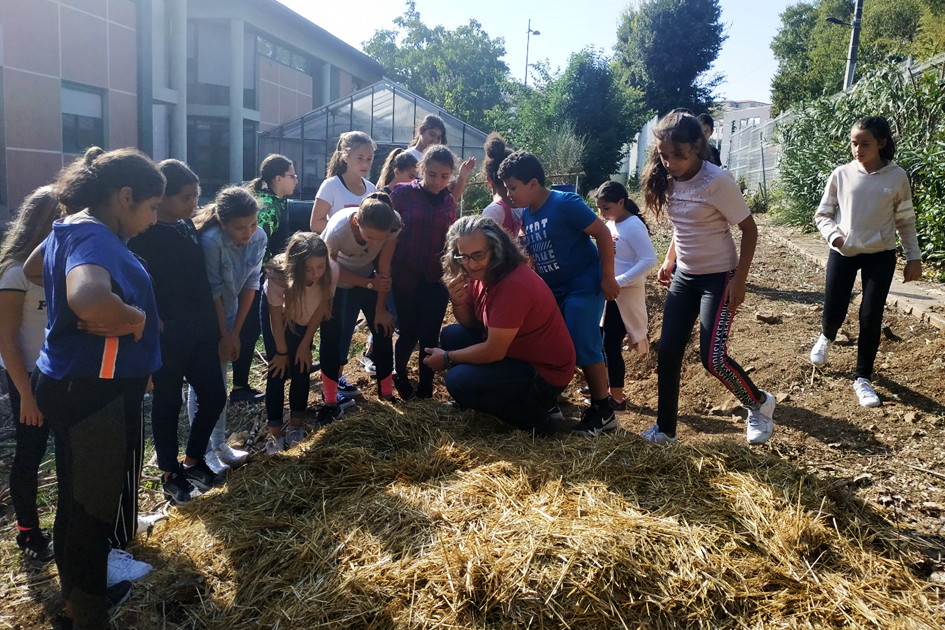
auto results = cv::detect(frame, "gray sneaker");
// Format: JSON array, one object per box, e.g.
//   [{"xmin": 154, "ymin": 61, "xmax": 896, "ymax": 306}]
[
  {"xmin": 285, "ymin": 425, "xmax": 305, "ymax": 448},
  {"xmin": 745, "ymin": 390, "xmax": 775, "ymax": 445}
]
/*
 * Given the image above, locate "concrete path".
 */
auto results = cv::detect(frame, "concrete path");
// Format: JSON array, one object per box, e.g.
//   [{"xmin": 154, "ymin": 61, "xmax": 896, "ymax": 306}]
[{"xmin": 770, "ymin": 225, "xmax": 945, "ymax": 331}]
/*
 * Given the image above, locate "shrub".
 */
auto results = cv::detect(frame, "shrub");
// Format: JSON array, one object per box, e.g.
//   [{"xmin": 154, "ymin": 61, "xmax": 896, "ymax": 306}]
[{"xmin": 774, "ymin": 64, "xmax": 945, "ymax": 277}]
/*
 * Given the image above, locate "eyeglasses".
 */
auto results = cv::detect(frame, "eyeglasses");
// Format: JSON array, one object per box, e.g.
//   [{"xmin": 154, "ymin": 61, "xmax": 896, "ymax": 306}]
[
  {"xmin": 283, "ymin": 173, "xmax": 298, "ymax": 180},
  {"xmin": 453, "ymin": 250, "xmax": 488, "ymax": 264}
]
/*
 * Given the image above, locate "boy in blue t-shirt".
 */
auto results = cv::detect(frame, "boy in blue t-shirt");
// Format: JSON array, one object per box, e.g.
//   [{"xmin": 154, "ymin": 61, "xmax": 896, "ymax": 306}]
[{"xmin": 498, "ymin": 151, "xmax": 620, "ymax": 435}]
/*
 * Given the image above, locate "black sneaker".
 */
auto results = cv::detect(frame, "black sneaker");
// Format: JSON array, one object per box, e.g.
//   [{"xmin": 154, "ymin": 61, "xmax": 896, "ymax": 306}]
[
  {"xmin": 582, "ymin": 394, "xmax": 628, "ymax": 413},
  {"xmin": 16, "ymin": 526, "xmax": 53, "ymax": 563},
  {"xmin": 163, "ymin": 469, "xmax": 202, "ymax": 505},
  {"xmin": 182, "ymin": 459, "xmax": 226, "ymax": 491},
  {"xmin": 315, "ymin": 404, "xmax": 344, "ymax": 427},
  {"xmin": 571, "ymin": 402, "xmax": 618, "ymax": 436},
  {"xmin": 336, "ymin": 392, "xmax": 357, "ymax": 409},
  {"xmin": 230, "ymin": 387, "xmax": 265, "ymax": 403},
  {"xmin": 337, "ymin": 377, "xmax": 360, "ymax": 395},
  {"xmin": 106, "ymin": 580, "xmax": 133, "ymax": 613},
  {"xmin": 579, "ymin": 385, "xmax": 591, "ymax": 396},
  {"xmin": 392, "ymin": 373, "xmax": 416, "ymax": 401}
]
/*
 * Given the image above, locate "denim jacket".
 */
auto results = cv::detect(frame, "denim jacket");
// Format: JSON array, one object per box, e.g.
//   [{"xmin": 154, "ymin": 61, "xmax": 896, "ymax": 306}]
[{"xmin": 200, "ymin": 224, "xmax": 266, "ymax": 327}]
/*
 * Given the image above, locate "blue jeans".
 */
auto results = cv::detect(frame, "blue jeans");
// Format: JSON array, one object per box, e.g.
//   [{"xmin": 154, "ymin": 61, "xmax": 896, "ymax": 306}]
[{"xmin": 440, "ymin": 324, "xmax": 562, "ymax": 435}]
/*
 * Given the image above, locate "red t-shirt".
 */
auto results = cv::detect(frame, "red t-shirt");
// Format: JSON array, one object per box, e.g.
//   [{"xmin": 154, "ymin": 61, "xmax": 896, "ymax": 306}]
[{"xmin": 466, "ymin": 263, "xmax": 576, "ymax": 387}]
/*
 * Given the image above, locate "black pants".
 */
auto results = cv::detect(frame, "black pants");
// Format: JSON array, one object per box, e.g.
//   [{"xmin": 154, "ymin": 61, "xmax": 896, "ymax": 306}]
[
  {"xmin": 320, "ymin": 286, "xmax": 394, "ymax": 392},
  {"xmin": 392, "ymin": 280, "xmax": 450, "ymax": 396},
  {"xmin": 7, "ymin": 372, "xmax": 51, "ymax": 530},
  {"xmin": 150, "ymin": 319, "xmax": 226, "ymax": 472},
  {"xmin": 822, "ymin": 249, "xmax": 896, "ymax": 380},
  {"xmin": 657, "ymin": 270, "xmax": 762, "ymax": 437},
  {"xmin": 602, "ymin": 300, "xmax": 628, "ymax": 389},
  {"xmin": 232, "ymin": 288, "xmax": 261, "ymax": 389},
  {"xmin": 32, "ymin": 371, "xmax": 148, "ymax": 630},
  {"xmin": 261, "ymin": 298, "xmax": 312, "ymax": 427},
  {"xmin": 441, "ymin": 324, "xmax": 562, "ymax": 435}
]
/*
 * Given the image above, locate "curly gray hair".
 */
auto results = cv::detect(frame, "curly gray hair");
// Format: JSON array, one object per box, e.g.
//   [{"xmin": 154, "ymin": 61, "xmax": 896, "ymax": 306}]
[{"xmin": 441, "ymin": 215, "xmax": 526, "ymax": 285}]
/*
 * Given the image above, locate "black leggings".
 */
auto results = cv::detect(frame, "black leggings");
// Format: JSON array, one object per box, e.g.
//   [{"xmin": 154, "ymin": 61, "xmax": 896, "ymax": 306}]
[
  {"xmin": 822, "ymin": 249, "xmax": 896, "ymax": 380},
  {"xmin": 232, "ymin": 288, "xmax": 261, "ymax": 389},
  {"xmin": 261, "ymin": 298, "xmax": 311, "ymax": 427},
  {"xmin": 32, "ymin": 371, "xmax": 148, "ymax": 630},
  {"xmin": 657, "ymin": 270, "xmax": 762, "ymax": 437},
  {"xmin": 602, "ymin": 300, "xmax": 627, "ymax": 389},
  {"xmin": 392, "ymin": 280, "xmax": 450, "ymax": 396},
  {"xmin": 6, "ymin": 372, "xmax": 51, "ymax": 530}
]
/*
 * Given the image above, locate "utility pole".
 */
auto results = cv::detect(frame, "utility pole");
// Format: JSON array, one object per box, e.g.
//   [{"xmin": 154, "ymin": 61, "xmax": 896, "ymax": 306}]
[{"xmin": 844, "ymin": 0, "xmax": 864, "ymax": 90}]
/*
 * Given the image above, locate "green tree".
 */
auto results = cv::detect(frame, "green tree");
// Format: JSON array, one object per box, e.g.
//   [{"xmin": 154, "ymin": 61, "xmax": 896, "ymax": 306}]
[
  {"xmin": 770, "ymin": 0, "xmax": 927, "ymax": 115},
  {"xmin": 496, "ymin": 50, "xmax": 650, "ymax": 192},
  {"xmin": 614, "ymin": 0, "xmax": 727, "ymax": 117},
  {"xmin": 362, "ymin": 2, "xmax": 508, "ymax": 130}
]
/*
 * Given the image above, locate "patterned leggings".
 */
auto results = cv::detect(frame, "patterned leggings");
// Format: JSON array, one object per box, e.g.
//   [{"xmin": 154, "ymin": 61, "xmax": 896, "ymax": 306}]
[{"xmin": 656, "ymin": 269, "xmax": 762, "ymax": 437}]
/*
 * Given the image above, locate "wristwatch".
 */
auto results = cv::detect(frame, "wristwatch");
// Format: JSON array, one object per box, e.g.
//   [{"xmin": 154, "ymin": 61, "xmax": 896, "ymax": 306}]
[
  {"xmin": 366, "ymin": 281, "xmax": 374, "ymax": 290},
  {"xmin": 444, "ymin": 350, "xmax": 455, "ymax": 369}
]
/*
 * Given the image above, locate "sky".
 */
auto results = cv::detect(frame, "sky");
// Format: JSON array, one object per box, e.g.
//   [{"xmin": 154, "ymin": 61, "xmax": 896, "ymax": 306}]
[{"xmin": 277, "ymin": 0, "xmax": 797, "ymax": 104}]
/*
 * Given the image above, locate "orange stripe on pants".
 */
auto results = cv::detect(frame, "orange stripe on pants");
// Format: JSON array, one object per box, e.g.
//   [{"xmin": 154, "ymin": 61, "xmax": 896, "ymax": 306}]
[{"xmin": 99, "ymin": 337, "xmax": 119, "ymax": 379}]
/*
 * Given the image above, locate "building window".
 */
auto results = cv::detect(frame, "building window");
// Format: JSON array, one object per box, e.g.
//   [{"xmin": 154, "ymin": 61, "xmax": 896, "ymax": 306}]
[
  {"xmin": 256, "ymin": 35, "xmax": 311, "ymax": 74},
  {"xmin": 62, "ymin": 85, "xmax": 104, "ymax": 155}
]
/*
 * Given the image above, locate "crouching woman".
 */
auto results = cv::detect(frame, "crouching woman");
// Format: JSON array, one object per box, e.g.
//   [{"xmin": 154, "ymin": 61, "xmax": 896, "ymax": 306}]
[{"xmin": 423, "ymin": 215, "xmax": 575, "ymax": 435}]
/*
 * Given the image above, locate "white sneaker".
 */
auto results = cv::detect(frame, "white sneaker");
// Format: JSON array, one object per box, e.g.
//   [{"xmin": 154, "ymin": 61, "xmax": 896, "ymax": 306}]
[
  {"xmin": 285, "ymin": 425, "xmax": 305, "ymax": 448},
  {"xmin": 809, "ymin": 334, "xmax": 830, "ymax": 367},
  {"xmin": 204, "ymin": 448, "xmax": 229, "ymax": 475},
  {"xmin": 641, "ymin": 423, "xmax": 678, "ymax": 445},
  {"xmin": 217, "ymin": 443, "xmax": 249, "ymax": 468},
  {"xmin": 853, "ymin": 378, "xmax": 881, "ymax": 407},
  {"xmin": 135, "ymin": 513, "xmax": 167, "ymax": 538},
  {"xmin": 266, "ymin": 435, "xmax": 286, "ymax": 455},
  {"xmin": 106, "ymin": 548, "xmax": 152, "ymax": 586},
  {"xmin": 746, "ymin": 390, "xmax": 775, "ymax": 445}
]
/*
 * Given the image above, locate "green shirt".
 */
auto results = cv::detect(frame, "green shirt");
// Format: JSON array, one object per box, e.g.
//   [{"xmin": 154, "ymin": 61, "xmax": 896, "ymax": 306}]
[{"xmin": 256, "ymin": 188, "xmax": 288, "ymax": 262}]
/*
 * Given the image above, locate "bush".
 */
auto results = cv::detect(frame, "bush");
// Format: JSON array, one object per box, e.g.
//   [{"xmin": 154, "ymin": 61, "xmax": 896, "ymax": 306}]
[{"xmin": 774, "ymin": 64, "xmax": 945, "ymax": 277}]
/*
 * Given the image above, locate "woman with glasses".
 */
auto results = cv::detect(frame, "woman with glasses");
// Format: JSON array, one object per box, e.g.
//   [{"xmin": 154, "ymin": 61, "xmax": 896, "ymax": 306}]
[{"xmin": 423, "ymin": 215, "xmax": 576, "ymax": 435}]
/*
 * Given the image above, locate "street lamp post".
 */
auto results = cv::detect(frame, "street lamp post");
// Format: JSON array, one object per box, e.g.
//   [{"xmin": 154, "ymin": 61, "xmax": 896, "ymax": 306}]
[
  {"xmin": 524, "ymin": 19, "xmax": 540, "ymax": 86},
  {"xmin": 826, "ymin": 0, "xmax": 864, "ymax": 90}
]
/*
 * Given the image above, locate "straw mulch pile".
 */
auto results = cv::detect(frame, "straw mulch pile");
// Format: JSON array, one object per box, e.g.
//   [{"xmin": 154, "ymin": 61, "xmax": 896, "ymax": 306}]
[{"xmin": 126, "ymin": 402, "xmax": 945, "ymax": 629}]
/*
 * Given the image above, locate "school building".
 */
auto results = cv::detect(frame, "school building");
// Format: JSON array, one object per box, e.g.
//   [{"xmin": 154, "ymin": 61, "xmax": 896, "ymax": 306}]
[{"xmin": 0, "ymin": 0, "xmax": 385, "ymax": 221}]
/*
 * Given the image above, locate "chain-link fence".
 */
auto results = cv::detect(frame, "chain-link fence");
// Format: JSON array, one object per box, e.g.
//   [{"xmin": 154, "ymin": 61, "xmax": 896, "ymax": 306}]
[{"xmin": 725, "ymin": 112, "xmax": 791, "ymax": 193}]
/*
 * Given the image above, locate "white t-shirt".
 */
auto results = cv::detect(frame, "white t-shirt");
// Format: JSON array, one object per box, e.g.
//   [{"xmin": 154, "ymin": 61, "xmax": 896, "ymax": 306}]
[
  {"xmin": 0, "ymin": 262, "xmax": 47, "ymax": 371},
  {"xmin": 315, "ymin": 176, "xmax": 377, "ymax": 219},
  {"xmin": 264, "ymin": 259, "xmax": 339, "ymax": 327},
  {"xmin": 323, "ymin": 208, "xmax": 401, "ymax": 289},
  {"xmin": 667, "ymin": 161, "xmax": 751, "ymax": 275},
  {"xmin": 608, "ymin": 216, "xmax": 658, "ymax": 287},
  {"xmin": 405, "ymin": 147, "xmax": 424, "ymax": 162}
]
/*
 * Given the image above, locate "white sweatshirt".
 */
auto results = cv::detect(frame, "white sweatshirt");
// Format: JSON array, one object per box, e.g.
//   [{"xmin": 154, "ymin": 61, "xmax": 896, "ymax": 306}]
[{"xmin": 815, "ymin": 160, "xmax": 920, "ymax": 260}]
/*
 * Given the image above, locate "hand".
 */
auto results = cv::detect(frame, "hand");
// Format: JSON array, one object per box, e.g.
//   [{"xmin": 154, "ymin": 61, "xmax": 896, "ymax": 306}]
[
  {"xmin": 422, "ymin": 347, "xmax": 447, "ymax": 371},
  {"xmin": 903, "ymin": 259, "xmax": 922, "ymax": 282},
  {"xmin": 77, "ymin": 312, "xmax": 145, "ymax": 341},
  {"xmin": 657, "ymin": 260, "xmax": 674, "ymax": 287},
  {"xmin": 458, "ymin": 157, "xmax": 477, "ymax": 180},
  {"xmin": 371, "ymin": 274, "xmax": 392, "ymax": 293},
  {"xmin": 375, "ymin": 308, "xmax": 395, "ymax": 337},
  {"xmin": 146, "ymin": 377, "xmax": 154, "ymax": 394},
  {"xmin": 447, "ymin": 276, "xmax": 468, "ymax": 304},
  {"xmin": 218, "ymin": 336, "xmax": 234, "ymax": 362},
  {"xmin": 831, "ymin": 236, "xmax": 845, "ymax": 249},
  {"xmin": 295, "ymin": 345, "xmax": 314, "ymax": 373},
  {"xmin": 268, "ymin": 353, "xmax": 288, "ymax": 378},
  {"xmin": 723, "ymin": 275, "xmax": 747, "ymax": 314},
  {"xmin": 18, "ymin": 392, "xmax": 43, "ymax": 427},
  {"xmin": 601, "ymin": 277, "xmax": 620, "ymax": 301},
  {"xmin": 228, "ymin": 333, "xmax": 241, "ymax": 361}
]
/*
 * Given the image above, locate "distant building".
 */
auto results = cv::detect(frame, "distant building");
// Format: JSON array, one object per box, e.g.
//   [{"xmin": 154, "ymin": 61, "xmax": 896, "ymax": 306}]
[
  {"xmin": 713, "ymin": 100, "xmax": 772, "ymax": 168},
  {"xmin": 0, "ymin": 0, "xmax": 384, "ymax": 220}
]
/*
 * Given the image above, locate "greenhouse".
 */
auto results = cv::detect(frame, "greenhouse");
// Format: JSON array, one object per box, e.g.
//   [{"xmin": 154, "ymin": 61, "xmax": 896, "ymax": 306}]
[{"xmin": 258, "ymin": 80, "xmax": 489, "ymax": 200}]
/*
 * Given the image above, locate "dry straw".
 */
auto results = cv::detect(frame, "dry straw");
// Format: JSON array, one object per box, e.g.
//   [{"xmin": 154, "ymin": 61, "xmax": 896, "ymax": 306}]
[{"xmin": 121, "ymin": 402, "xmax": 943, "ymax": 629}]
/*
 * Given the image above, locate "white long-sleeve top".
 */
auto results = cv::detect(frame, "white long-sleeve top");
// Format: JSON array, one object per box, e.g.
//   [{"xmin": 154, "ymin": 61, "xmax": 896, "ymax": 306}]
[
  {"xmin": 608, "ymin": 215, "xmax": 658, "ymax": 287},
  {"xmin": 815, "ymin": 160, "xmax": 920, "ymax": 260}
]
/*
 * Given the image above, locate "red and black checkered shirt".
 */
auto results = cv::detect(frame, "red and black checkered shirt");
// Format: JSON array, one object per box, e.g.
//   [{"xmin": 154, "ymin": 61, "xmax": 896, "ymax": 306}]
[{"xmin": 389, "ymin": 180, "xmax": 457, "ymax": 292}]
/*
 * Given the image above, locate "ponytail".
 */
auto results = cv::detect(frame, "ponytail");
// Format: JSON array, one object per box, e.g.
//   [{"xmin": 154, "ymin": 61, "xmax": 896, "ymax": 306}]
[
  {"xmin": 194, "ymin": 186, "xmax": 259, "ymax": 233},
  {"xmin": 595, "ymin": 180, "xmax": 646, "ymax": 230},
  {"xmin": 376, "ymin": 148, "xmax": 418, "ymax": 189},
  {"xmin": 249, "ymin": 154, "xmax": 293, "ymax": 193},
  {"xmin": 55, "ymin": 147, "xmax": 165, "ymax": 210}
]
